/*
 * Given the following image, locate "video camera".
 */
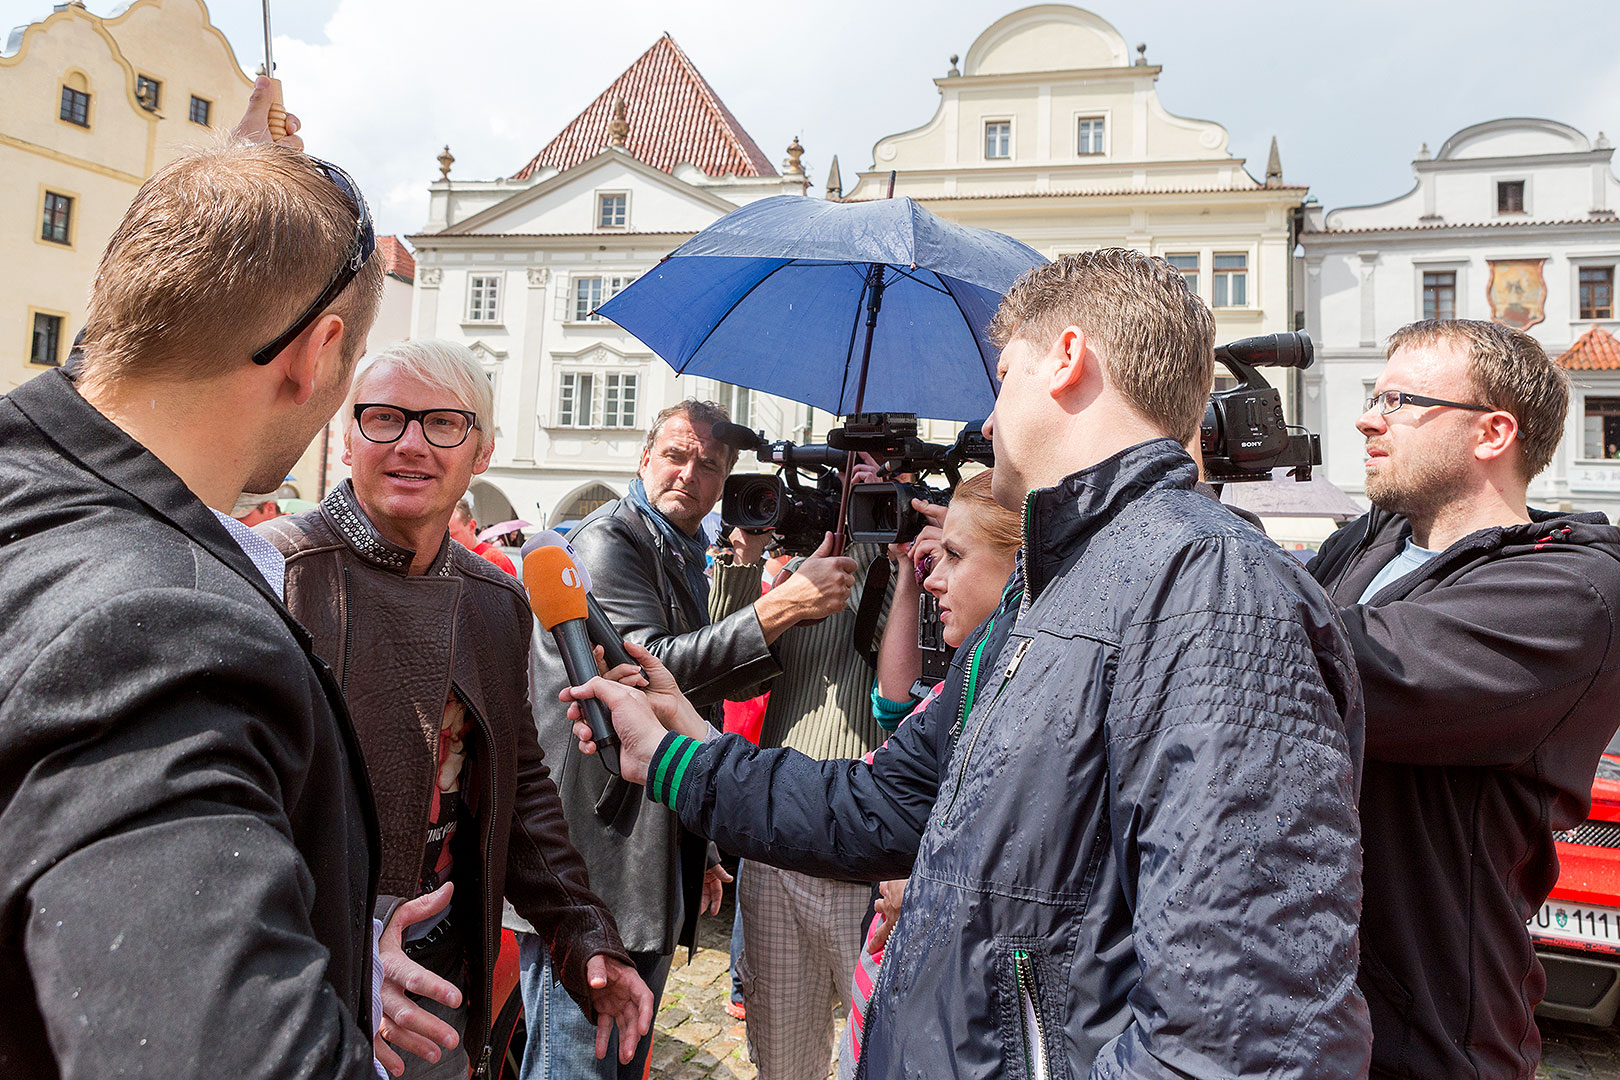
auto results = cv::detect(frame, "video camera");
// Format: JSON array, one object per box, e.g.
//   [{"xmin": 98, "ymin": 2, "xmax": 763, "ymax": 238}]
[
  {"xmin": 1201, "ymin": 331, "xmax": 1320, "ymax": 483},
  {"xmin": 715, "ymin": 330, "xmax": 1320, "ymax": 553},
  {"xmin": 715, "ymin": 413, "xmax": 992, "ymax": 554}
]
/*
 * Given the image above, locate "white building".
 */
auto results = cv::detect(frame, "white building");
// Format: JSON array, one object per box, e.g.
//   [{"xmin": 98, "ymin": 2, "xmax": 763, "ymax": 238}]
[
  {"xmin": 1300, "ymin": 118, "xmax": 1620, "ymax": 515},
  {"xmin": 407, "ymin": 34, "xmax": 808, "ymax": 529},
  {"xmin": 841, "ymin": 3, "xmax": 1309, "ymax": 419}
]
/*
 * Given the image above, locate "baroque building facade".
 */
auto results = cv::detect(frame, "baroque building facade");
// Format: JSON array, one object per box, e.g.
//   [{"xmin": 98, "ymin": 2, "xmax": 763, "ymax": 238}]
[
  {"xmin": 844, "ymin": 4, "xmax": 1309, "ymax": 424},
  {"xmin": 407, "ymin": 34, "xmax": 808, "ymax": 529},
  {"xmin": 1300, "ymin": 118, "xmax": 1620, "ymax": 516},
  {"xmin": 0, "ymin": 0, "xmax": 252, "ymax": 393}
]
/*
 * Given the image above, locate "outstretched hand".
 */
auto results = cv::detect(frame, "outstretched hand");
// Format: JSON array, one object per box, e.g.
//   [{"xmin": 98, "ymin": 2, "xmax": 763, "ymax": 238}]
[{"xmin": 562, "ymin": 676, "xmax": 666, "ymax": 785}]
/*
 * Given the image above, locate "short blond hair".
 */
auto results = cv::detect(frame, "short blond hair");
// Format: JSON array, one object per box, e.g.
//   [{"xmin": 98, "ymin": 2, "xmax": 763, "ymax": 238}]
[
  {"xmin": 79, "ymin": 139, "xmax": 383, "ymax": 386},
  {"xmin": 346, "ymin": 339, "xmax": 496, "ymax": 452},
  {"xmin": 1385, "ymin": 319, "xmax": 1569, "ymax": 480},
  {"xmin": 989, "ymin": 249, "xmax": 1215, "ymax": 445}
]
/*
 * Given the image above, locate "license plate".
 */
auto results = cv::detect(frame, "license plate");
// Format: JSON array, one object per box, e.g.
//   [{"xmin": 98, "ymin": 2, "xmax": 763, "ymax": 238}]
[{"xmin": 1529, "ymin": 900, "xmax": 1620, "ymax": 948}]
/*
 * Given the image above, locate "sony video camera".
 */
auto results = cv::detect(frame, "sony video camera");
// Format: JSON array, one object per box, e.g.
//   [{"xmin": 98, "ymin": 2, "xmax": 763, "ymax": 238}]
[
  {"xmin": 715, "ymin": 413, "xmax": 993, "ymax": 555},
  {"xmin": 1201, "ymin": 331, "xmax": 1320, "ymax": 483}
]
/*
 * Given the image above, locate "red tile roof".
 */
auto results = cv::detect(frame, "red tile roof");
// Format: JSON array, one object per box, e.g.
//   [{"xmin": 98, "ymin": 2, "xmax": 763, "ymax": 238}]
[
  {"xmin": 514, "ymin": 34, "xmax": 776, "ymax": 181},
  {"xmin": 376, "ymin": 235, "xmax": 415, "ymax": 283},
  {"xmin": 1559, "ymin": 326, "xmax": 1620, "ymax": 371}
]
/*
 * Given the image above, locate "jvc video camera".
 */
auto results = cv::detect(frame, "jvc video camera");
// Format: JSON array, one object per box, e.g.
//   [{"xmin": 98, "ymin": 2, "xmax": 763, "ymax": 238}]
[
  {"xmin": 1201, "ymin": 331, "xmax": 1320, "ymax": 483},
  {"xmin": 715, "ymin": 413, "xmax": 993, "ymax": 555}
]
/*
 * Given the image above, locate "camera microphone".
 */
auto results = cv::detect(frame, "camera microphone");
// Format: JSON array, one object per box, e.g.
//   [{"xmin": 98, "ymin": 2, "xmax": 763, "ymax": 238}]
[
  {"xmin": 712, "ymin": 420, "xmax": 766, "ymax": 452},
  {"xmin": 523, "ymin": 545, "xmax": 621, "ymax": 775}
]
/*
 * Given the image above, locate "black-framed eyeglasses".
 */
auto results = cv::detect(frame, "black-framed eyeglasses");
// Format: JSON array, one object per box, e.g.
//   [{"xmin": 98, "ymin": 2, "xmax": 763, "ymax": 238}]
[
  {"xmin": 1366, "ymin": 390, "xmax": 1495, "ymax": 416},
  {"xmin": 251, "ymin": 156, "xmax": 376, "ymax": 366},
  {"xmin": 353, "ymin": 403, "xmax": 478, "ymax": 448}
]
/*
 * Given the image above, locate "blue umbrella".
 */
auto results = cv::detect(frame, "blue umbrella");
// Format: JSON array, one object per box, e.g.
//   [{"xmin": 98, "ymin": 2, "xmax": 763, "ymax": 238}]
[{"xmin": 597, "ymin": 195, "xmax": 1047, "ymax": 422}]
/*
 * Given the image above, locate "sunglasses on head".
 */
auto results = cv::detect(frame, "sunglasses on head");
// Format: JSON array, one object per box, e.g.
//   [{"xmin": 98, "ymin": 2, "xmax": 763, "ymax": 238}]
[{"xmin": 251, "ymin": 157, "xmax": 375, "ymax": 366}]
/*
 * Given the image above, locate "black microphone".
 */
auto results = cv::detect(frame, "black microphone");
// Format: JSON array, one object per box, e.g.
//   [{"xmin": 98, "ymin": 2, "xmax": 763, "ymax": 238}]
[{"xmin": 523, "ymin": 545, "xmax": 620, "ymax": 775}]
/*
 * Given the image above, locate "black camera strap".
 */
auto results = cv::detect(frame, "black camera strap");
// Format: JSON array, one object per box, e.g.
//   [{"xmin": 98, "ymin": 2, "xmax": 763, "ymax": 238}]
[{"xmin": 852, "ymin": 556, "xmax": 891, "ymax": 669}]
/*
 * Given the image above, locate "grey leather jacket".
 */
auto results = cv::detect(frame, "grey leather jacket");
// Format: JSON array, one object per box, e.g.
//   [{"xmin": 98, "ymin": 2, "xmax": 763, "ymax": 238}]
[{"xmin": 512, "ymin": 497, "xmax": 778, "ymax": 954}]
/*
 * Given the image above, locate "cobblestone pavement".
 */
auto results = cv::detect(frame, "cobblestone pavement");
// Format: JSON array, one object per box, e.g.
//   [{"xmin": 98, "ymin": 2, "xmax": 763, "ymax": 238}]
[
  {"xmin": 1541, "ymin": 1018, "xmax": 1620, "ymax": 1079},
  {"xmin": 649, "ymin": 900, "xmax": 757, "ymax": 1080},
  {"xmin": 650, "ymin": 900, "xmax": 1620, "ymax": 1079}
]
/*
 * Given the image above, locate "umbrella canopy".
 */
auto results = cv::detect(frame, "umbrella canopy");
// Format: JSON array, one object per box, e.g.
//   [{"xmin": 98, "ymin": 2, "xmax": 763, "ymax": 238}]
[
  {"xmin": 478, "ymin": 519, "xmax": 534, "ymax": 544},
  {"xmin": 598, "ymin": 195, "xmax": 1046, "ymax": 422}
]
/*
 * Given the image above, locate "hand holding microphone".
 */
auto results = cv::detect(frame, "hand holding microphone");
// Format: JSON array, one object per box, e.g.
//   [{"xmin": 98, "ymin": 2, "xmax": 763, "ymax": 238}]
[{"xmin": 524, "ymin": 546, "xmax": 621, "ymax": 776}]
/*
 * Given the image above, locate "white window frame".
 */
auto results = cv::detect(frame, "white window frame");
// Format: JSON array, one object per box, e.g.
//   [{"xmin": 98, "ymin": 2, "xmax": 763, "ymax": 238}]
[
  {"xmin": 1212, "ymin": 252, "xmax": 1250, "ymax": 308},
  {"xmin": 1165, "ymin": 253, "xmax": 1198, "ymax": 297},
  {"xmin": 596, "ymin": 191, "xmax": 629, "ymax": 229},
  {"xmin": 465, "ymin": 273, "xmax": 502, "ymax": 324},
  {"xmin": 602, "ymin": 371, "xmax": 639, "ymax": 429},
  {"xmin": 556, "ymin": 371, "xmax": 596, "ymax": 428},
  {"xmin": 1579, "ymin": 392, "xmax": 1620, "ymax": 462},
  {"xmin": 570, "ymin": 273, "xmax": 636, "ymax": 323},
  {"xmin": 1075, "ymin": 115, "xmax": 1107, "ymax": 157},
  {"xmin": 1573, "ymin": 260, "xmax": 1618, "ymax": 323},
  {"xmin": 1494, "ymin": 176, "xmax": 1530, "ymax": 217},
  {"xmin": 983, "ymin": 119, "xmax": 1012, "ymax": 161}
]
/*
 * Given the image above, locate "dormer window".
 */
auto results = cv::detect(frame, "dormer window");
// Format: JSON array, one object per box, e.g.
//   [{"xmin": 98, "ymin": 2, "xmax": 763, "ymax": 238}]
[
  {"xmin": 984, "ymin": 121, "xmax": 1011, "ymax": 160},
  {"xmin": 597, "ymin": 193, "xmax": 627, "ymax": 229},
  {"xmin": 1497, "ymin": 180, "xmax": 1525, "ymax": 214}
]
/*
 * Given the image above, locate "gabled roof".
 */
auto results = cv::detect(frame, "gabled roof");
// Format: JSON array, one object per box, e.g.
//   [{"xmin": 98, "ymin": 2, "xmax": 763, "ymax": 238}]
[
  {"xmin": 375, "ymin": 235, "xmax": 415, "ymax": 283},
  {"xmin": 1559, "ymin": 326, "xmax": 1620, "ymax": 371},
  {"xmin": 514, "ymin": 33, "xmax": 775, "ymax": 181}
]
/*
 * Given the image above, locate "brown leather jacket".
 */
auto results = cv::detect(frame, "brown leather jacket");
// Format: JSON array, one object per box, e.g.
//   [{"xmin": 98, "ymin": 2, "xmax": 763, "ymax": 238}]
[{"xmin": 261, "ymin": 482, "xmax": 629, "ymax": 1070}]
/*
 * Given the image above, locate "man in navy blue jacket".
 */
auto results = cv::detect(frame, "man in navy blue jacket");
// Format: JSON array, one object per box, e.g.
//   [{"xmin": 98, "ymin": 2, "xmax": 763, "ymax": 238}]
[{"xmin": 563, "ymin": 250, "xmax": 1372, "ymax": 1079}]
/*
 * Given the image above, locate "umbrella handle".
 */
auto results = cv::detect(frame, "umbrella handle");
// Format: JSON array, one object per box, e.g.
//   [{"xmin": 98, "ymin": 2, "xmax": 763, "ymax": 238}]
[
  {"xmin": 829, "ymin": 450, "xmax": 859, "ymax": 557},
  {"xmin": 265, "ymin": 77, "xmax": 289, "ymax": 142}
]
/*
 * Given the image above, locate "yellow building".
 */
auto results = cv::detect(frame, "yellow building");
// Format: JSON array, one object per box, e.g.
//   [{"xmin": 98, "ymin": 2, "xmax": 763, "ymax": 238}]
[{"xmin": 0, "ymin": 0, "xmax": 251, "ymax": 392}]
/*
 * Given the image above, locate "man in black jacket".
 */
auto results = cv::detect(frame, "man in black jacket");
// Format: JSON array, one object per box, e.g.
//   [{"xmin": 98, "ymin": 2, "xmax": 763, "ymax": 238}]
[
  {"xmin": 516, "ymin": 399, "xmax": 859, "ymax": 1079},
  {"xmin": 0, "ymin": 90, "xmax": 389, "ymax": 1078},
  {"xmin": 563, "ymin": 251, "xmax": 1372, "ymax": 1079},
  {"xmin": 1308, "ymin": 318, "xmax": 1620, "ymax": 1080}
]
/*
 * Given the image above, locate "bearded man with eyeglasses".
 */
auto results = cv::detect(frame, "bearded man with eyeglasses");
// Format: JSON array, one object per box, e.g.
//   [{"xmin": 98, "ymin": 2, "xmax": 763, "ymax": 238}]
[
  {"xmin": 261, "ymin": 339, "xmax": 652, "ymax": 1079},
  {"xmin": 1309, "ymin": 318, "xmax": 1620, "ymax": 1080}
]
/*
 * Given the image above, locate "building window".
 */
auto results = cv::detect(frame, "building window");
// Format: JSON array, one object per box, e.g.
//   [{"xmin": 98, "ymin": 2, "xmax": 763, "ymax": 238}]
[
  {"xmin": 1166, "ymin": 254, "xmax": 1198, "ymax": 295},
  {"xmin": 1583, "ymin": 397, "xmax": 1620, "ymax": 460},
  {"xmin": 1497, "ymin": 180, "xmax": 1525, "ymax": 214},
  {"xmin": 31, "ymin": 312, "xmax": 63, "ymax": 366},
  {"xmin": 597, "ymin": 193, "xmax": 627, "ymax": 228},
  {"xmin": 188, "ymin": 95, "xmax": 211, "ymax": 126},
  {"xmin": 466, "ymin": 275, "xmax": 501, "ymax": 323},
  {"xmin": 984, "ymin": 121, "xmax": 1011, "ymax": 160},
  {"xmin": 135, "ymin": 75, "xmax": 161, "ymax": 112},
  {"xmin": 1423, "ymin": 271, "xmax": 1456, "ymax": 321},
  {"xmin": 572, "ymin": 274, "xmax": 634, "ymax": 321},
  {"xmin": 60, "ymin": 85, "xmax": 90, "ymax": 126},
  {"xmin": 714, "ymin": 382, "xmax": 751, "ymax": 428},
  {"xmin": 1076, "ymin": 116, "xmax": 1105, "ymax": 156},
  {"xmin": 557, "ymin": 372, "xmax": 593, "ymax": 427},
  {"xmin": 1580, "ymin": 267, "xmax": 1615, "ymax": 320},
  {"xmin": 1212, "ymin": 253, "xmax": 1248, "ymax": 307},
  {"xmin": 557, "ymin": 371, "xmax": 640, "ymax": 428},
  {"xmin": 603, "ymin": 372, "xmax": 638, "ymax": 428},
  {"xmin": 41, "ymin": 192, "xmax": 72, "ymax": 245}
]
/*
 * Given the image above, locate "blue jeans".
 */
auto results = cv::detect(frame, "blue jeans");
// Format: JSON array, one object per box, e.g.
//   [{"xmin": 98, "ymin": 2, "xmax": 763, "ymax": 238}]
[{"xmin": 516, "ymin": 933, "xmax": 671, "ymax": 1080}]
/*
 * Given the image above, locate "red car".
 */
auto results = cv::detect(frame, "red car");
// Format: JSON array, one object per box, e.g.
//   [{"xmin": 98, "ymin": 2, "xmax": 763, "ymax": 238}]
[{"xmin": 1531, "ymin": 730, "xmax": 1620, "ymax": 1026}]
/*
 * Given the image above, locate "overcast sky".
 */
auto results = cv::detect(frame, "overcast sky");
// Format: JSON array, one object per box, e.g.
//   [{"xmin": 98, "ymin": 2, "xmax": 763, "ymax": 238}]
[{"xmin": 6, "ymin": 0, "xmax": 1619, "ymax": 241}]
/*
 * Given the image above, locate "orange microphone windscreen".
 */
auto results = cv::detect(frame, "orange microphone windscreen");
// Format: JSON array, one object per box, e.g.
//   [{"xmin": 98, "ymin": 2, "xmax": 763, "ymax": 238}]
[{"xmin": 523, "ymin": 545, "xmax": 589, "ymax": 630}]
